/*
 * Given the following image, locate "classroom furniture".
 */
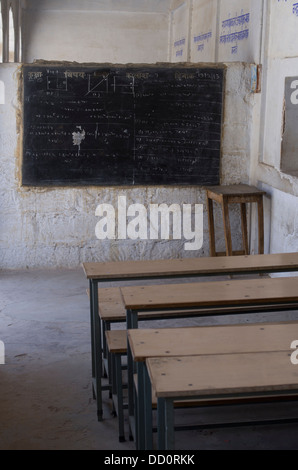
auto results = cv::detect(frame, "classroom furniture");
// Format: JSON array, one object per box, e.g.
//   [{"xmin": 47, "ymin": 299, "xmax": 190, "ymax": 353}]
[
  {"xmin": 127, "ymin": 322, "xmax": 298, "ymax": 449},
  {"xmin": 103, "ymin": 293, "xmax": 298, "ymax": 444},
  {"xmin": 206, "ymin": 184, "xmax": 266, "ymax": 256},
  {"xmin": 121, "ymin": 276, "xmax": 298, "ymax": 448},
  {"xmin": 82, "ymin": 252, "xmax": 298, "ymax": 420},
  {"xmin": 96, "ymin": 287, "xmax": 266, "ymax": 426},
  {"xmin": 146, "ymin": 351, "xmax": 298, "ymax": 450}
]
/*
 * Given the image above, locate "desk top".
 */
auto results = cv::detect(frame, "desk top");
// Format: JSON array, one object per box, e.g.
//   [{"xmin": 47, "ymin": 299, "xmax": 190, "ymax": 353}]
[
  {"xmin": 146, "ymin": 351, "xmax": 298, "ymax": 398},
  {"xmin": 128, "ymin": 321, "xmax": 298, "ymax": 362},
  {"xmin": 121, "ymin": 276, "xmax": 298, "ymax": 310},
  {"xmin": 82, "ymin": 253, "xmax": 298, "ymax": 279}
]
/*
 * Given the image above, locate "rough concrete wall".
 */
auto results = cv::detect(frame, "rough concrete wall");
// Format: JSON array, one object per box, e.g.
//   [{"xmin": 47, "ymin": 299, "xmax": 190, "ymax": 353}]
[{"xmin": 0, "ymin": 61, "xmax": 253, "ymax": 268}]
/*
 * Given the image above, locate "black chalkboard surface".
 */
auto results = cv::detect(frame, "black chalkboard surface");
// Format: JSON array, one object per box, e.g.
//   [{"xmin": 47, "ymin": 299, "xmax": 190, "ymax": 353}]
[{"xmin": 22, "ymin": 64, "xmax": 224, "ymax": 186}]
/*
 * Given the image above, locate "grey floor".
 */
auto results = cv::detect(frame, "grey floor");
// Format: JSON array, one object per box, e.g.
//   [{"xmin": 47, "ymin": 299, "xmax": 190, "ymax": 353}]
[{"xmin": 1, "ymin": 268, "xmax": 298, "ymax": 451}]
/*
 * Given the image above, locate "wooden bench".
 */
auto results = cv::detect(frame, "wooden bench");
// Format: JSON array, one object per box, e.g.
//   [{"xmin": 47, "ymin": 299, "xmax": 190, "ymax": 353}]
[
  {"xmin": 146, "ymin": 350, "xmax": 298, "ymax": 450},
  {"xmin": 83, "ymin": 252, "xmax": 298, "ymax": 420}
]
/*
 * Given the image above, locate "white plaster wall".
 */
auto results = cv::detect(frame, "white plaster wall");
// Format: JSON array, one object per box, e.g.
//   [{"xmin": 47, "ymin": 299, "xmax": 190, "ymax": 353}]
[
  {"xmin": 267, "ymin": 0, "xmax": 298, "ymax": 59},
  {"xmin": 170, "ymin": 0, "xmax": 263, "ymax": 64},
  {"xmin": 23, "ymin": 9, "xmax": 169, "ymax": 64},
  {"xmin": 259, "ymin": 57, "xmax": 298, "ymax": 179},
  {"xmin": 258, "ymin": 1, "xmax": 298, "ymax": 183},
  {"xmin": 0, "ymin": 61, "xmax": 252, "ymax": 268},
  {"xmin": 270, "ymin": 188, "xmax": 298, "ymax": 254},
  {"xmin": 190, "ymin": 0, "xmax": 217, "ymax": 63},
  {"xmin": 170, "ymin": 1, "xmax": 190, "ymax": 62},
  {"xmin": 252, "ymin": 0, "xmax": 298, "ymax": 256},
  {"xmin": 260, "ymin": 183, "xmax": 298, "ymax": 256},
  {"xmin": 217, "ymin": 0, "xmax": 263, "ymax": 63}
]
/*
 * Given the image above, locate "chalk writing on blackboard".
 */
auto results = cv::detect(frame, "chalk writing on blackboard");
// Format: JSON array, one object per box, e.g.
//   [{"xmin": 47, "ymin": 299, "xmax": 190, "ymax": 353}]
[{"xmin": 22, "ymin": 64, "xmax": 224, "ymax": 186}]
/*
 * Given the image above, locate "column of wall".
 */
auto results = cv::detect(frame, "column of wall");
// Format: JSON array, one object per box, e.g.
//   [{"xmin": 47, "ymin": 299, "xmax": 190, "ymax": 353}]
[{"xmin": 0, "ymin": 0, "xmax": 22, "ymax": 63}]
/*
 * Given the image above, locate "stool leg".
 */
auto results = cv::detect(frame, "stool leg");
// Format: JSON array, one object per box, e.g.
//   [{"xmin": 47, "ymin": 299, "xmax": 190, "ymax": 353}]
[
  {"xmin": 207, "ymin": 197, "xmax": 216, "ymax": 256},
  {"xmin": 240, "ymin": 203, "xmax": 249, "ymax": 255},
  {"xmin": 222, "ymin": 199, "xmax": 233, "ymax": 256},
  {"xmin": 258, "ymin": 197, "xmax": 264, "ymax": 254}
]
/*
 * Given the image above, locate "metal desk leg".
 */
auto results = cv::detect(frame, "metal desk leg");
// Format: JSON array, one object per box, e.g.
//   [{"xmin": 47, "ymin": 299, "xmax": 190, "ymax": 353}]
[
  {"xmin": 91, "ymin": 280, "xmax": 104, "ymax": 421},
  {"xmin": 144, "ymin": 363, "xmax": 153, "ymax": 450},
  {"xmin": 157, "ymin": 397, "xmax": 165, "ymax": 450},
  {"xmin": 89, "ymin": 279, "xmax": 96, "ymax": 399},
  {"xmin": 136, "ymin": 362, "xmax": 146, "ymax": 450},
  {"xmin": 114, "ymin": 352, "xmax": 125, "ymax": 442},
  {"xmin": 127, "ymin": 308, "xmax": 139, "ymax": 444},
  {"xmin": 157, "ymin": 398, "xmax": 175, "ymax": 450}
]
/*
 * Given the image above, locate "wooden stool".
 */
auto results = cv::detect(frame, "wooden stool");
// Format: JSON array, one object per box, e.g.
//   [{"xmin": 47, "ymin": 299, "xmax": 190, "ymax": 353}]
[{"xmin": 206, "ymin": 184, "xmax": 266, "ymax": 257}]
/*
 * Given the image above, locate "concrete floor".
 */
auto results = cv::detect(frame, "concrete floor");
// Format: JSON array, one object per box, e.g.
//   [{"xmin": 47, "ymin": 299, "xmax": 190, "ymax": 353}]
[{"xmin": 1, "ymin": 268, "xmax": 298, "ymax": 450}]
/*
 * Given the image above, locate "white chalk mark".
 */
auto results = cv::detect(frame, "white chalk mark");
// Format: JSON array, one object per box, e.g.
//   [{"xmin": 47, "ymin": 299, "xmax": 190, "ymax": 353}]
[
  {"xmin": 72, "ymin": 126, "xmax": 86, "ymax": 156},
  {"xmin": 86, "ymin": 74, "xmax": 110, "ymax": 96},
  {"xmin": 95, "ymin": 123, "xmax": 99, "ymax": 139}
]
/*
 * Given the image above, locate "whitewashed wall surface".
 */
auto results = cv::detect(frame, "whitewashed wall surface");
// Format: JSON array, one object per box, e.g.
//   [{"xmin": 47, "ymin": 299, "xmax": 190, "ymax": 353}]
[{"xmin": 0, "ymin": 0, "xmax": 297, "ymax": 268}]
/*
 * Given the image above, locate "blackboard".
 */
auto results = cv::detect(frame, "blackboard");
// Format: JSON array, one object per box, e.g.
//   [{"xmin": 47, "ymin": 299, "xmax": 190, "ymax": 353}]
[{"xmin": 22, "ymin": 64, "xmax": 225, "ymax": 186}]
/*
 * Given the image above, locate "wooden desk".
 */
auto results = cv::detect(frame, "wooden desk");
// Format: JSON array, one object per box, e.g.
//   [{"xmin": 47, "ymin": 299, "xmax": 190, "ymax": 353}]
[
  {"xmin": 206, "ymin": 184, "xmax": 266, "ymax": 256},
  {"xmin": 122, "ymin": 276, "xmax": 298, "ymax": 325},
  {"xmin": 146, "ymin": 351, "xmax": 298, "ymax": 449},
  {"xmin": 82, "ymin": 252, "xmax": 298, "ymax": 420},
  {"xmin": 122, "ymin": 276, "xmax": 298, "ymax": 448},
  {"xmin": 128, "ymin": 322, "xmax": 298, "ymax": 449}
]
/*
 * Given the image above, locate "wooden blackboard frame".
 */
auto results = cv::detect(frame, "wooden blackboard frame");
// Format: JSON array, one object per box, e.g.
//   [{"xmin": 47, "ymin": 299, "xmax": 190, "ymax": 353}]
[{"xmin": 22, "ymin": 63, "xmax": 225, "ymax": 187}]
